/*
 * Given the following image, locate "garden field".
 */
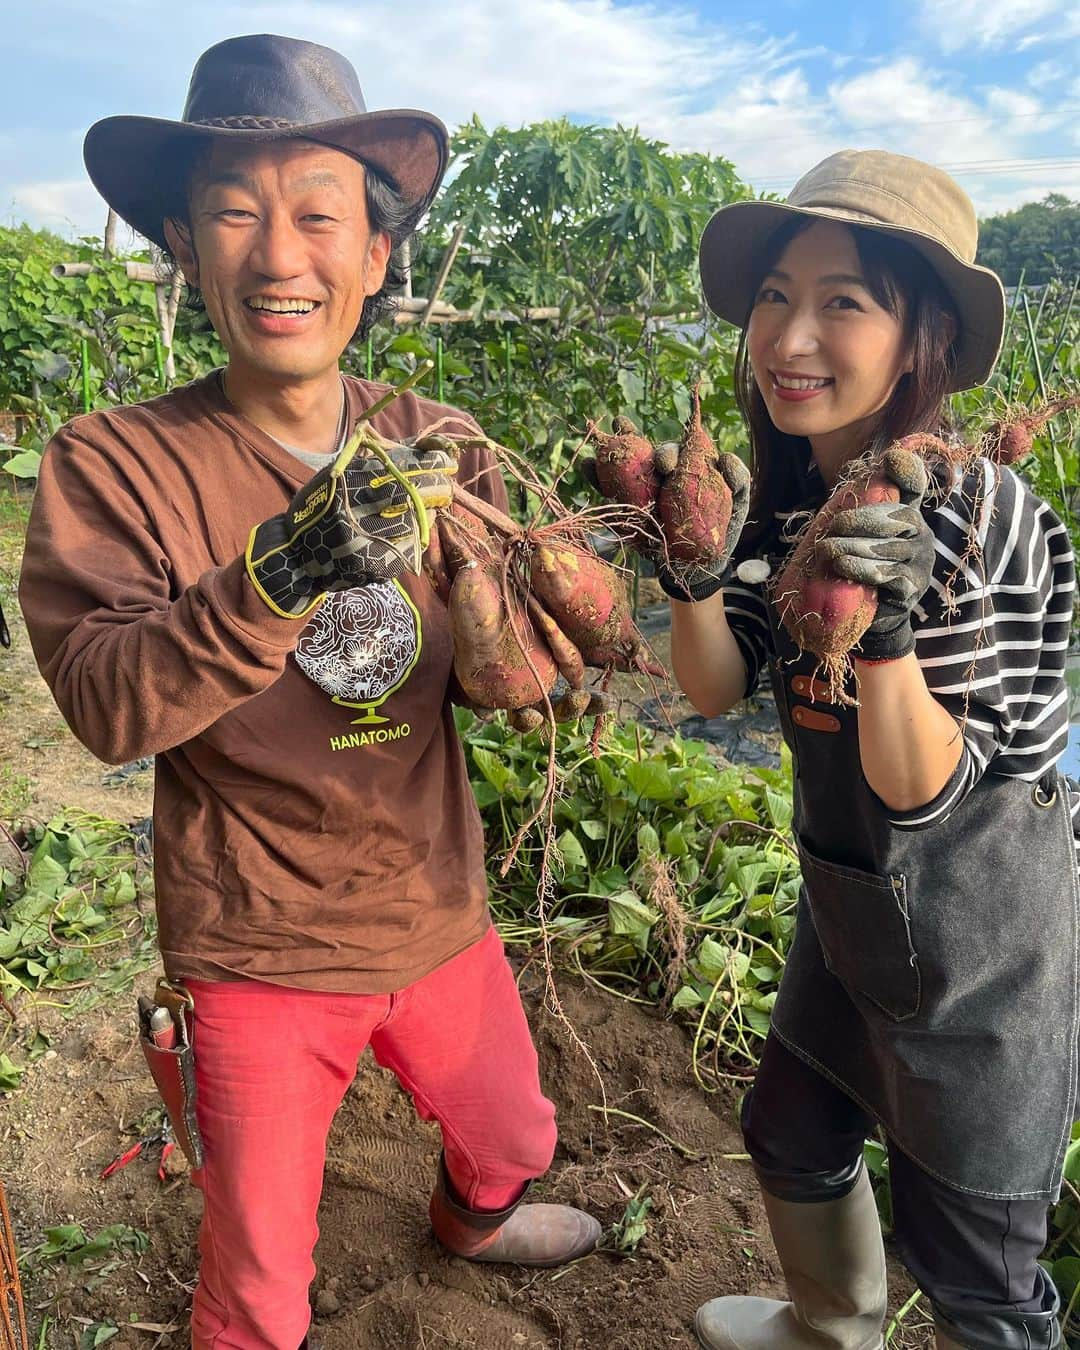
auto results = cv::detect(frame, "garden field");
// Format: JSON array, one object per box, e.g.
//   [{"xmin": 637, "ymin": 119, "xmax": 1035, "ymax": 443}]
[{"xmin": 1, "ymin": 122, "xmax": 1078, "ymax": 1349}]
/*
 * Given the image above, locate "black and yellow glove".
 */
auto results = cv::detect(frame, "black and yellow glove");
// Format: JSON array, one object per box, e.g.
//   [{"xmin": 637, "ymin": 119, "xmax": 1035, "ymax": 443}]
[{"xmin": 246, "ymin": 444, "xmax": 457, "ymax": 619}]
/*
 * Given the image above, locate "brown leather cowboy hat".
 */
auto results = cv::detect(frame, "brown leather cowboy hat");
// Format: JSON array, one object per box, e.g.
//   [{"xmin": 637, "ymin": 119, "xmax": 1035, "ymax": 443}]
[
  {"xmin": 699, "ymin": 149, "xmax": 1006, "ymax": 392},
  {"xmin": 83, "ymin": 33, "xmax": 449, "ymax": 252}
]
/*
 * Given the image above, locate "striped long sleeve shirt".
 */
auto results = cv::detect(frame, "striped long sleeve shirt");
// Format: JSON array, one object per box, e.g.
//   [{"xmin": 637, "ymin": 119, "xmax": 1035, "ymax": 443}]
[{"xmin": 723, "ymin": 457, "xmax": 1079, "ymax": 861}]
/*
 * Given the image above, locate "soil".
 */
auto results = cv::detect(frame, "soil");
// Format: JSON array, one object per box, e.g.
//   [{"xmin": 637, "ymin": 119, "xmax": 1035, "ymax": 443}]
[{"xmin": 0, "ymin": 544, "xmax": 933, "ymax": 1350}]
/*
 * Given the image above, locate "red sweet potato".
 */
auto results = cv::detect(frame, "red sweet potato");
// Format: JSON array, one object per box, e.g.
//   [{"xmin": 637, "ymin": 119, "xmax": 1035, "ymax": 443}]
[
  {"xmin": 435, "ymin": 512, "xmax": 494, "ymax": 580},
  {"xmin": 982, "ymin": 396, "xmax": 1080, "ymax": 466},
  {"xmin": 587, "ymin": 414, "xmax": 659, "ymax": 511},
  {"xmin": 525, "ymin": 594, "xmax": 586, "ymax": 690},
  {"xmin": 423, "ymin": 516, "xmax": 454, "ymax": 605},
  {"xmin": 529, "ymin": 544, "xmax": 661, "ymax": 675},
  {"xmin": 449, "ymin": 561, "xmax": 558, "ymax": 711},
  {"xmin": 656, "ymin": 386, "xmax": 746, "ymax": 564},
  {"xmin": 775, "ymin": 471, "xmax": 900, "ymax": 660}
]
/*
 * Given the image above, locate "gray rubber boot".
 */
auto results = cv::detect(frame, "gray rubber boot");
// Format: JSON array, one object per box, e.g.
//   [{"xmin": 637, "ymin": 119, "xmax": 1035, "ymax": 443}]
[{"xmin": 695, "ymin": 1165, "xmax": 887, "ymax": 1349}]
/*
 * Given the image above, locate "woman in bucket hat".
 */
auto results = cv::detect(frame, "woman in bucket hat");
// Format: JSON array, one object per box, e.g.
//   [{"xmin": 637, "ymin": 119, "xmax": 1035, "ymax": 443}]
[
  {"xmin": 596, "ymin": 149, "xmax": 1079, "ymax": 1347},
  {"xmin": 19, "ymin": 34, "xmax": 600, "ymax": 1350}
]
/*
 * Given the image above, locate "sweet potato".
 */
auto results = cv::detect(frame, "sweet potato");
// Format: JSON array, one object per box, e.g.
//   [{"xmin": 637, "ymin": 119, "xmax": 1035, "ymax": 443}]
[
  {"xmin": 587, "ymin": 414, "xmax": 659, "ymax": 511},
  {"xmin": 525, "ymin": 594, "xmax": 586, "ymax": 690},
  {"xmin": 775, "ymin": 471, "xmax": 900, "ymax": 661},
  {"xmin": 449, "ymin": 561, "xmax": 558, "ymax": 711},
  {"xmin": 529, "ymin": 544, "xmax": 661, "ymax": 675},
  {"xmin": 435, "ymin": 512, "xmax": 494, "ymax": 581},
  {"xmin": 423, "ymin": 516, "xmax": 454, "ymax": 605},
  {"xmin": 656, "ymin": 386, "xmax": 746, "ymax": 564},
  {"xmin": 982, "ymin": 396, "xmax": 1080, "ymax": 465}
]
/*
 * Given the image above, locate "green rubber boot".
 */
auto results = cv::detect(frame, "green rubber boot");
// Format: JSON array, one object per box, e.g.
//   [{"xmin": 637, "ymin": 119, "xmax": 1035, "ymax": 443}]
[{"xmin": 695, "ymin": 1165, "xmax": 887, "ymax": 1349}]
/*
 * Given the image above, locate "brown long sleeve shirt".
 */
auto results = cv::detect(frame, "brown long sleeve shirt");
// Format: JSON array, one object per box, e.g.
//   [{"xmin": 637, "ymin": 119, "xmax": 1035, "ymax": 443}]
[{"xmin": 19, "ymin": 371, "xmax": 509, "ymax": 992}]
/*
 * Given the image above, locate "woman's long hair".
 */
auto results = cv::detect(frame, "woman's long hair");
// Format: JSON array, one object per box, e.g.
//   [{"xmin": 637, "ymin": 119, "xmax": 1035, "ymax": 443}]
[{"xmin": 734, "ymin": 216, "xmax": 960, "ymax": 553}]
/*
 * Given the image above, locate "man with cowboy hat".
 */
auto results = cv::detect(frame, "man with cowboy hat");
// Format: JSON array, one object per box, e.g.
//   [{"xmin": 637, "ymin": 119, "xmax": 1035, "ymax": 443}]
[{"xmin": 19, "ymin": 33, "xmax": 600, "ymax": 1350}]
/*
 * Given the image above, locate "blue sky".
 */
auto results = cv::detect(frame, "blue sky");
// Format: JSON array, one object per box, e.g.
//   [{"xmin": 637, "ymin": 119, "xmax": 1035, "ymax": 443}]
[{"xmin": 2, "ymin": 0, "xmax": 1078, "ymax": 244}]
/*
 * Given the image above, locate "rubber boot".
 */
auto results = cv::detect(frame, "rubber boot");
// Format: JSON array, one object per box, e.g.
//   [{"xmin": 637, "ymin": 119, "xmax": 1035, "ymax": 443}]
[
  {"xmin": 429, "ymin": 1154, "xmax": 601, "ymax": 1268},
  {"xmin": 695, "ymin": 1164, "xmax": 887, "ymax": 1349}
]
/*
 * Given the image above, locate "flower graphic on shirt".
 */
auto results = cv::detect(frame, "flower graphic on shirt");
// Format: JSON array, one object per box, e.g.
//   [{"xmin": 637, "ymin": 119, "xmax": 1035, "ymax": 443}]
[{"xmin": 294, "ymin": 583, "xmax": 421, "ymax": 724}]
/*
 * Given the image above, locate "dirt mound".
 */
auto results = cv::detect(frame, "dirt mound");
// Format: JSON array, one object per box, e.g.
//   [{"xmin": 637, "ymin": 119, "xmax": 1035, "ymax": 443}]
[{"xmin": 1, "ymin": 963, "xmax": 931, "ymax": 1349}]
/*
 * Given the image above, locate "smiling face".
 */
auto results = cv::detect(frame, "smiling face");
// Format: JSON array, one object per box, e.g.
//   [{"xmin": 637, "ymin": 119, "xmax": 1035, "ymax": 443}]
[
  {"xmin": 163, "ymin": 138, "xmax": 390, "ymax": 390},
  {"xmin": 746, "ymin": 219, "xmax": 913, "ymax": 466}
]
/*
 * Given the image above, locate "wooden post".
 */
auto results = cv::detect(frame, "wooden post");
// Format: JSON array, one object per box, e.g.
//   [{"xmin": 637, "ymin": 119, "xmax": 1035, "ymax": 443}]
[
  {"xmin": 400, "ymin": 237, "xmax": 413, "ymax": 300},
  {"xmin": 103, "ymin": 208, "xmax": 118, "ymax": 261},
  {"xmin": 80, "ymin": 338, "xmax": 91, "ymax": 413},
  {"xmin": 419, "ymin": 223, "xmax": 466, "ymax": 326},
  {"xmin": 503, "ymin": 329, "xmax": 513, "ymax": 433},
  {"xmin": 152, "ymin": 257, "xmax": 182, "ymax": 385},
  {"xmin": 163, "ymin": 272, "xmax": 181, "ymax": 382}
]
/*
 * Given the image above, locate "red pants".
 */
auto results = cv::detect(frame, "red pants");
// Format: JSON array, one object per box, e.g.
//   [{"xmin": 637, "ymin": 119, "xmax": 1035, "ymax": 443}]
[{"xmin": 185, "ymin": 927, "xmax": 557, "ymax": 1349}]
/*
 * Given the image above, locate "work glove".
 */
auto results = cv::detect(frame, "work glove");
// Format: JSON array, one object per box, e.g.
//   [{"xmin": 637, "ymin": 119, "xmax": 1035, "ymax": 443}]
[
  {"xmin": 246, "ymin": 444, "xmax": 457, "ymax": 619},
  {"xmin": 652, "ymin": 440, "xmax": 751, "ymax": 603},
  {"xmin": 582, "ymin": 425, "xmax": 751, "ymax": 604},
  {"xmin": 817, "ymin": 447, "xmax": 935, "ymax": 662}
]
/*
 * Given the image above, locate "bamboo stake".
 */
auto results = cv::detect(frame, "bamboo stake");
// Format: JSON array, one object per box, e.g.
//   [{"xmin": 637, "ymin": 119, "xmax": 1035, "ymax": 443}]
[
  {"xmin": 163, "ymin": 272, "xmax": 181, "ymax": 382},
  {"xmin": 419, "ymin": 223, "xmax": 466, "ymax": 326},
  {"xmin": 125, "ymin": 261, "xmax": 161, "ymax": 284},
  {"xmin": 80, "ymin": 338, "xmax": 91, "ymax": 414},
  {"xmin": 103, "ymin": 208, "xmax": 117, "ymax": 261},
  {"xmin": 51, "ymin": 264, "xmax": 698, "ymax": 327}
]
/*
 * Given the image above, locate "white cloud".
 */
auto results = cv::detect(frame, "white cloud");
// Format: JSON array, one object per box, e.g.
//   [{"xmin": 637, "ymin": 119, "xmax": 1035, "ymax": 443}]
[
  {"xmin": 202, "ymin": 0, "xmax": 802, "ymax": 131},
  {"xmin": 967, "ymin": 174, "xmax": 1080, "ymax": 216},
  {"xmin": 3, "ymin": 0, "xmax": 1074, "ymax": 239},
  {"xmin": 917, "ymin": 0, "xmax": 1079, "ymax": 52},
  {"xmin": 4, "ymin": 179, "xmax": 109, "ymax": 239}
]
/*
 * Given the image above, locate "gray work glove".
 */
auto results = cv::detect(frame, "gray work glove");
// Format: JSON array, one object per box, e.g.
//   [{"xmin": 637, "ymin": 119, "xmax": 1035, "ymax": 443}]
[
  {"xmin": 653, "ymin": 443, "xmax": 751, "ymax": 602},
  {"xmin": 817, "ymin": 448, "xmax": 935, "ymax": 661},
  {"xmin": 582, "ymin": 434, "xmax": 751, "ymax": 603},
  {"xmin": 246, "ymin": 445, "xmax": 456, "ymax": 619}
]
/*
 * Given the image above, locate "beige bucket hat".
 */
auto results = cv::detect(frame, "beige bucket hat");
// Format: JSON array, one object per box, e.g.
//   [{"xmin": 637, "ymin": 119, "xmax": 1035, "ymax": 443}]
[{"xmin": 698, "ymin": 148, "xmax": 1006, "ymax": 391}]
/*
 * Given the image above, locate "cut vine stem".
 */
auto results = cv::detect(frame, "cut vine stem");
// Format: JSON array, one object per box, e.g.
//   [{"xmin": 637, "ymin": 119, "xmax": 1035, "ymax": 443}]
[{"xmin": 450, "ymin": 484, "xmax": 525, "ymax": 538}]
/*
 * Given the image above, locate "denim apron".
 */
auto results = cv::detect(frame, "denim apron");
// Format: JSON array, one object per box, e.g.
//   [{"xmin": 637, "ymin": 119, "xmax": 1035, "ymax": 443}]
[{"xmin": 760, "ymin": 543, "xmax": 1080, "ymax": 1201}]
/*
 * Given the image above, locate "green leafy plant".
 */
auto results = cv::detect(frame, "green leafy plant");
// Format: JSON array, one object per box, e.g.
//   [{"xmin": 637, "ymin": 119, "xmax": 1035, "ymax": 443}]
[
  {"xmin": 79, "ymin": 1325, "xmax": 119, "ymax": 1350},
  {"xmin": 0, "ymin": 811, "xmax": 155, "ymax": 1031},
  {"xmin": 459, "ymin": 709, "xmax": 799, "ymax": 1086},
  {"xmin": 604, "ymin": 1185, "xmax": 655, "ymax": 1255},
  {"xmin": 0, "ymin": 223, "xmax": 224, "ymax": 479},
  {"xmin": 23, "ymin": 1223, "xmax": 148, "ymax": 1268},
  {"xmin": 953, "ymin": 276, "xmax": 1079, "ymax": 577}
]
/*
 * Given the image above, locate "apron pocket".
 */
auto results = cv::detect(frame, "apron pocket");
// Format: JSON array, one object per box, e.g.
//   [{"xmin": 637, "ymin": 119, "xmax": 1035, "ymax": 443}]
[{"xmin": 797, "ymin": 842, "xmax": 920, "ymax": 1023}]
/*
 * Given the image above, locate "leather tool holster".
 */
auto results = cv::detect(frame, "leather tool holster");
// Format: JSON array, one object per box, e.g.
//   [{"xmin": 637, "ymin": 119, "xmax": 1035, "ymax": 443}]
[{"xmin": 137, "ymin": 979, "xmax": 204, "ymax": 1169}]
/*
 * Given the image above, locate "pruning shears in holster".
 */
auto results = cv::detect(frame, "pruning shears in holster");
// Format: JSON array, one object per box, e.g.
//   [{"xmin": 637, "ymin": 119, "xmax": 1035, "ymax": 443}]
[{"xmin": 136, "ymin": 979, "xmax": 204, "ymax": 1169}]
